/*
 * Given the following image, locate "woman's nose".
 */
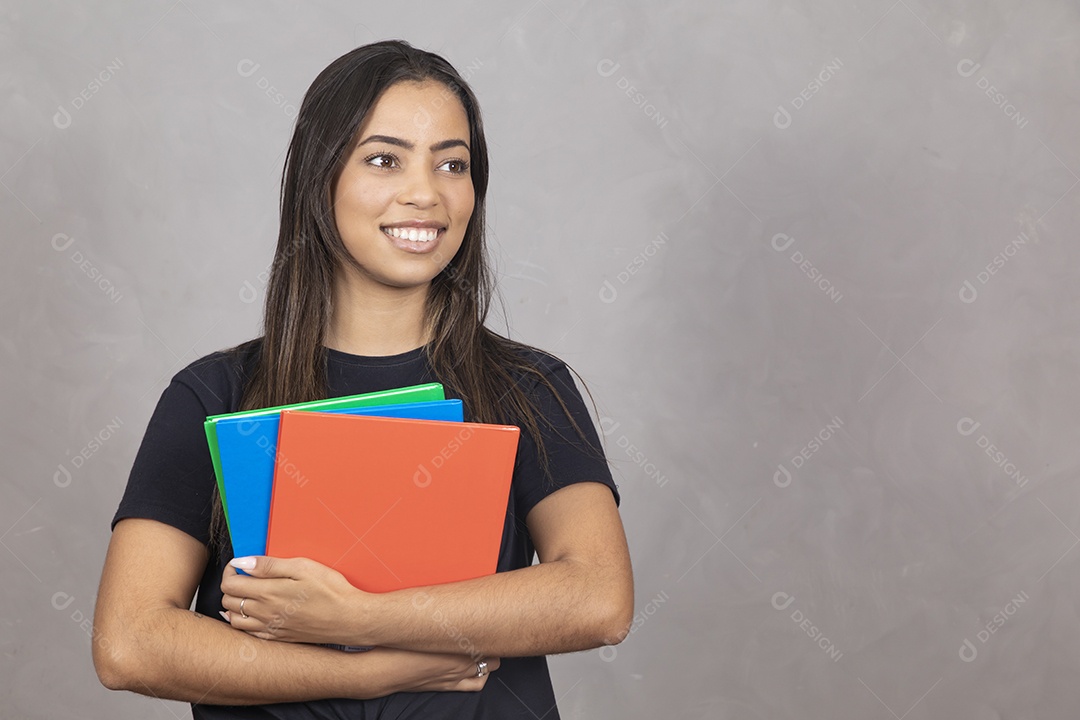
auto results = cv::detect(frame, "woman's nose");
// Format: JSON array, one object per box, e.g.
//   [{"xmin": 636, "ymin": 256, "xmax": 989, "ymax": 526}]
[{"xmin": 398, "ymin": 166, "xmax": 438, "ymax": 207}]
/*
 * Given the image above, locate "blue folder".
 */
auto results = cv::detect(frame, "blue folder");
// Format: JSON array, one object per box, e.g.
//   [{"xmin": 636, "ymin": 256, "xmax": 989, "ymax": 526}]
[{"xmin": 217, "ymin": 399, "xmax": 464, "ymax": 559}]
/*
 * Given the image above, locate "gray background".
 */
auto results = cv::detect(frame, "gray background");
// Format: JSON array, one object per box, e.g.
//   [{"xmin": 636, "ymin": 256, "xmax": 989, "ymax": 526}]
[{"xmin": 3, "ymin": 0, "xmax": 1079, "ymax": 717}]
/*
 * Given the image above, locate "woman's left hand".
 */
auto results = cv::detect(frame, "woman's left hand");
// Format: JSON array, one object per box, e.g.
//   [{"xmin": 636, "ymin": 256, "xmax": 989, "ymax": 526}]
[{"xmin": 219, "ymin": 556, "xmax": 374, "ymax": 645}]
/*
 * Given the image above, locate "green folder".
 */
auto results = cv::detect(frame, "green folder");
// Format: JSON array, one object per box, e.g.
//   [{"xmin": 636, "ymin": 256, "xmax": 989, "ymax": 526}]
[{"xmin": 203, "ymin": 383, "xmax": 445, "ymax": 533}]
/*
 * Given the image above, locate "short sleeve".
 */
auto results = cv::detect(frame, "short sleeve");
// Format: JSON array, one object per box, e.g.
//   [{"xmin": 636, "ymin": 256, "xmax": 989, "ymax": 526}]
[
  {"xmin": 513, "ymin": 360, "xmax": 621, "ymax": 521},
  {"xmin": 111, "ymin": 378, "xmax": 216, "ymax": 544}
]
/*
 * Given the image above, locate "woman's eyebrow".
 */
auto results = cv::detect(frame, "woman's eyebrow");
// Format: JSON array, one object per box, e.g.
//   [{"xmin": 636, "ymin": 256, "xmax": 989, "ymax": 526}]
[{"xmin": 357, "ymin": 134, "xmax": 469, "ymax": 153}]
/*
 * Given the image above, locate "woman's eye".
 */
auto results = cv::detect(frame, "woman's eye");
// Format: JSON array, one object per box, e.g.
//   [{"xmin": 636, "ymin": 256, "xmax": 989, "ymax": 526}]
[
  {"xmin": 440, "ymin": 159, "xmax": 470, "ymax": 174},
  {"xmin": 365, "ymin": 153, "xmax": 398, "ymax": 169}
]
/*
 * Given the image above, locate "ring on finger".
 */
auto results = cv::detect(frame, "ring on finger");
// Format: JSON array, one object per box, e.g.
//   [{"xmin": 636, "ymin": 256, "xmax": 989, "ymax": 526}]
[{"xmin": 239, "ymin": 597, "xmax": 249, "ymax": 619}]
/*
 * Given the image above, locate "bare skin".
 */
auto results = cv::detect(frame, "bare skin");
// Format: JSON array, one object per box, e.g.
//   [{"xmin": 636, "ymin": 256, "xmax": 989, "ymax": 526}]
[{"xmin": 93, "ymin": 519, "xmax": 499, "ymax": 703}]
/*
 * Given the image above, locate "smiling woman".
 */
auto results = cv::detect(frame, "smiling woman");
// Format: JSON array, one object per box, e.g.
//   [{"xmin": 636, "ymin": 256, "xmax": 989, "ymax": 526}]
[
  {"xmin": 92, "ymin": 39, "xmax": 633, "ymax": 720},
  {"xmin": 330, "ymin": 80, "xmax": 474, "ymax": 304}
]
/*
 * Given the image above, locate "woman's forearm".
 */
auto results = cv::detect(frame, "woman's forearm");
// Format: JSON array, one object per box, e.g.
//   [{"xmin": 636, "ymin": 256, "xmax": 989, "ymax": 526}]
[
  {"xmin": 215, "ymin": 486, "xmax": 633, "ymax": 659},
  {"xmin": 96, "ymin": 605, "xmax": 417, "ymax": 705},
  {"xmin": 352, "ymin": 558, "xmax": 629, "ymax": 658}
]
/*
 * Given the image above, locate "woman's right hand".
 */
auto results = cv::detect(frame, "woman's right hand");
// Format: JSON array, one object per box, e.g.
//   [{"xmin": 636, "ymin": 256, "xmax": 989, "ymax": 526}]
[{"xmin": 370, "ymin": 647, "xmax": 501, "ymax": 693}]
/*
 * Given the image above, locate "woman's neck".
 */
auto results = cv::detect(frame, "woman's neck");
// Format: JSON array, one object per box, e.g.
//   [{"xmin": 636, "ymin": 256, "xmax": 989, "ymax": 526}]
[{"xmin": 326, "ymin": 270, "xmax": 432, "ymax": 357}]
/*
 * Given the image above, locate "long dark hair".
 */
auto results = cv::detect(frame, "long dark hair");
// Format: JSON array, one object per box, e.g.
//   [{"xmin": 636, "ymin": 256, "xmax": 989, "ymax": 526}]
[{"xmin": 209, "ymin": 39, "xmax": 605, "ymax": 555}]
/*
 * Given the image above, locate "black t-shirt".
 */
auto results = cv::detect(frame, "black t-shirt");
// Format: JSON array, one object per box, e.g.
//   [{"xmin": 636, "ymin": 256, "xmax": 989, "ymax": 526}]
[{"xmin": 111, "ymin": 339, "xmax": 620, "ymax": 719}]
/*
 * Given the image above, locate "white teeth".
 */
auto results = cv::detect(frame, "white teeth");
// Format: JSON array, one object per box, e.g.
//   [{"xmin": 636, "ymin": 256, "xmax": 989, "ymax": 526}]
[{"xmin": 383, "ymin": 226, "xmax": 439, "ymax": 242}]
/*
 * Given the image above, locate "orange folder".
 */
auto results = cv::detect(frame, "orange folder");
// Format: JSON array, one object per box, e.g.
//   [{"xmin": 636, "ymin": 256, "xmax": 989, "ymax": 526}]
[{"xmin": 265, "ymin": 410, "xmax": 520, "ymax": 593}]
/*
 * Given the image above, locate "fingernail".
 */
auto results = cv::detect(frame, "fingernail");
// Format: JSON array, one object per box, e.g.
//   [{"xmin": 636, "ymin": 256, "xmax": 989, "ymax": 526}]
[
  {"xmin": 219, "ymin": 610, "xmax": 231, "ymax": 622},
  {"xmin": 229, "ymin": 556, "xmax": 256, "ymax": 570}
]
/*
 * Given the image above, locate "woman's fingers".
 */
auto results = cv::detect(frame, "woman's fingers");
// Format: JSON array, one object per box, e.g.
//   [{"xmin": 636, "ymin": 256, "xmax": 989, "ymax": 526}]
[
  {"xmin": 447, "ymin": 656, "xmax": 500, "ymax": 691},
  {"xmin": 452, "ymin": 675, "xmax": 489, "ymax": 692},
  {"xmin": 219, "ymin": 556, "xmax": 360, "ymax": 646},
  {"xmin": 395, "ymin": 652, "xmax": 503, "ymax": 693},
  {"xmin": 451, "ymin": 659, "xmax": 500, "ymax": 692},
  {"xmin": 219, "ymin": 594, "xmax": 267, "ymax": 631}
]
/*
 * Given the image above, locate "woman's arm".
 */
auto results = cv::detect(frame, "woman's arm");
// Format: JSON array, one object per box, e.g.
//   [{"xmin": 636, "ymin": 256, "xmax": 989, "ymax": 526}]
[
  {"xmin": 222, "ymin": 481, "xmax": 634, "ymax": 657},
  {"xmin": 364, "ymin": 481, "xmax": 634, "ymax": 655},
  {"xmin": 93, "ymin": 518, "xmax": 495, "ymax": 704}
]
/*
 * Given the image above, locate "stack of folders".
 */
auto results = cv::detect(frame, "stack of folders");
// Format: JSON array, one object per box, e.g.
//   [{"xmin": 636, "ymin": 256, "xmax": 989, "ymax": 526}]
[{"xmin": 203, "ymin": 383, "xmax": 521, "ymax": 600}]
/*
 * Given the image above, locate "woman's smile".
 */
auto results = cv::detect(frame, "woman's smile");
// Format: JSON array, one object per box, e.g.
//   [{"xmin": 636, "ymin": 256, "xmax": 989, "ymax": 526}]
[{"xmin": 380, "ymin": 224, "xmax": 446, "ymax": 254}]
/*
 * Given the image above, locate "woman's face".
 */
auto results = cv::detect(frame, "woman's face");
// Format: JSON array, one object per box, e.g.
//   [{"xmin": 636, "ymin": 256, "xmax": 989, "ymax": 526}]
[{"xmin": 331, "ymin": 79, "xmax": 475, "ymax": 293}]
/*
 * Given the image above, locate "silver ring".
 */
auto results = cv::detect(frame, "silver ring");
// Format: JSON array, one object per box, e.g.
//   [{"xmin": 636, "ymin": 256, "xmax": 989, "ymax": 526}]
[
  {"xmin": 239, "ymin": 597, "xmax": 249, "ymax": 619},
  {"xmin": 476, "ymin": 660, "xmax": 488, "ymax": 677}
]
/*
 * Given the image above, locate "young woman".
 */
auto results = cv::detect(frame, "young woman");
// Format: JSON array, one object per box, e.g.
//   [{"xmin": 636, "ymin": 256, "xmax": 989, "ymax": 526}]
[{"xmin": 92, "ymin": 40, "xmax": 633, "ymax": 718}]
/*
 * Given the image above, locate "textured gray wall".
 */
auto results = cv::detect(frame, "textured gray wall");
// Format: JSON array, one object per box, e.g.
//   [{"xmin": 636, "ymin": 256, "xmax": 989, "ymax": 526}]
[{"xmin": 3, "ymin": 0, "xmax": 1079, "ymax": 717}]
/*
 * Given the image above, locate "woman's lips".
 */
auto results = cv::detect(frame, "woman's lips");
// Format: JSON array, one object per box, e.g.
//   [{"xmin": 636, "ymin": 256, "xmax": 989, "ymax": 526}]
[{"xmin": 381, "ymin": 226, "xmax": 444, "ymax": 254}]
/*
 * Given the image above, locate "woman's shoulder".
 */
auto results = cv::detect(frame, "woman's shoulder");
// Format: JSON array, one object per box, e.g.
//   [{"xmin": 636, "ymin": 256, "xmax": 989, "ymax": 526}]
[
  {"xmin": 508, "ymin": 342, "xmax": 566, "ymax": 374},
  {"xmin": 495, "ymin": 339, "xmax": 587, "ymax": 403},
  {"xmin": 495, "ymin": 337, "xmax": 570, "ymax": 381},
  {"xmin": 168, "ymin": 337, "xmax": 263, "ymax": 415}
]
